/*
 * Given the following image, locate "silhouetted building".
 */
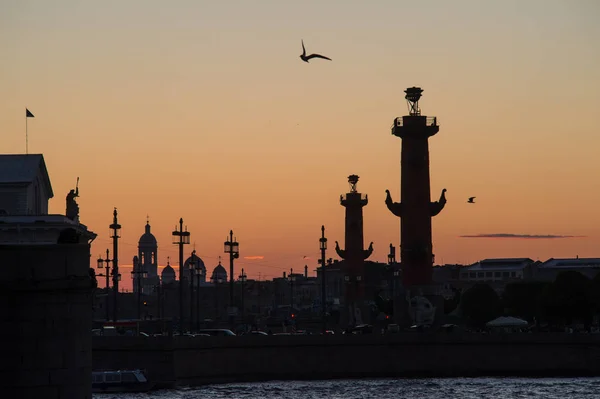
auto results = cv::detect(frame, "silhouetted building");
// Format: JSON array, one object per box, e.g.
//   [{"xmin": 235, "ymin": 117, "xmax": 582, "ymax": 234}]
[
  {"xmin": 137, "ymin": 219, "xmax": 159, "ymax": 294},
  {"xmin": 536, "ymin": 257, "xmax": 600, "ymax": 281},
  {"xmin": 0, "ymin": 154, "xmax": 53, "ymax": 216},
  {"xmin": 210, "ymin": 260, "xmax": 227, "ymax": 283},
  {"xmin": 184, "ymin": 252, "xmax": 207, "ymax": 286},
  {"xmin": 459, "ymin": 258, "xmax": 537, "ymax": 284},
  {"xmin": 161, "ymin": 259, "xmax": 176, "ymax": 284},
  {"xmin": 458, "ymin": 257, "xmax": 600, "ymax": 290},
  {"xmin": 0, "ymin": 153, "xmax": 96, "ymax": 398}
]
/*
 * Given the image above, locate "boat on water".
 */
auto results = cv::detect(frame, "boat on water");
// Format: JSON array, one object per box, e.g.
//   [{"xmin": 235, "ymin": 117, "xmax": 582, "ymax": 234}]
[{"xmin": 92, "ymin": 369, "xmax": 155, "ymax": 393}]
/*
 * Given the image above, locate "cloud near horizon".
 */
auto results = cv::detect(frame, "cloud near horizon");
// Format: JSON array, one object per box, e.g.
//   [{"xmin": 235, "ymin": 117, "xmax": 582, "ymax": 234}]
[
  {"xmin": 459, "ymin": 233, "xmax": 585, "ymax": 239},
  {"xmin": 243, "ymin": 256, "xmax": 265, "ymax": 260}
]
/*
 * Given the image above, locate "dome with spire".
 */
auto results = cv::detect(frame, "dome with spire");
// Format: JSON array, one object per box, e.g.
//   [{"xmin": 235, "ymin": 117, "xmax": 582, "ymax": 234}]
[
  {"xmin": 184, "ymin": 252, "xmax": 206, "ymax": 273},
  {"xmin": 184, "ymin": 251, "xmax": 207, "ymax": 283},
  {"xmin": 139, "ymin": 219, "xmax": 157, "ymax": 248},
  {"xmin": 210, "ymin": 260, "xmax": 227, "ymax": 283},
  {"xmin": 161, "ymin": 259, "xmax": 176, "ymax": 284}
]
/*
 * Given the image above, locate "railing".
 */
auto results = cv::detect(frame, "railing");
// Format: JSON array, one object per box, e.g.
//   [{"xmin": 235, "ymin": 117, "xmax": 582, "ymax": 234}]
[
  {"xmin": 392, "ymin": 116, "xmax": 438, "ymax": 129},
  {"xmin": 341, "ymin": 193, "xmax": 368, "ymax": 202}
]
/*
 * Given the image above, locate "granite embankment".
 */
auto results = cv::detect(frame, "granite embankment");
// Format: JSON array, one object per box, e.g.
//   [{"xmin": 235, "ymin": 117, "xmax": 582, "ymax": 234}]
[{"xmin": 93, "ymin": 333, "xmax": 600, "ymax": 387}]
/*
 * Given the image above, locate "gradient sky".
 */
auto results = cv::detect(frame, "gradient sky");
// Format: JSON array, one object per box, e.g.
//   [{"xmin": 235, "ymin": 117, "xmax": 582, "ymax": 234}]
[{"xmin": 2, "ymin": 0, "xmax": 599, "ymax": 289}]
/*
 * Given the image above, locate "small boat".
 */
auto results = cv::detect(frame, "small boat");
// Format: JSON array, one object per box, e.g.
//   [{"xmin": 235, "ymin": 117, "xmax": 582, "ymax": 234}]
[{"xmin": 92, "ymin": 369, "xmax": 154, "ymax": 393}]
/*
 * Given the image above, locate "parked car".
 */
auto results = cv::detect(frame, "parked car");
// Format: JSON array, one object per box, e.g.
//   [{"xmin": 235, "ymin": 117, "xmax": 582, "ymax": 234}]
[
  {"xmin": 343, "ymin": 324, "xmax": 373, "ymax": 335},
  {"xmin": 196, "ymin": 329, "xmax": 236, "ymax": 337}
]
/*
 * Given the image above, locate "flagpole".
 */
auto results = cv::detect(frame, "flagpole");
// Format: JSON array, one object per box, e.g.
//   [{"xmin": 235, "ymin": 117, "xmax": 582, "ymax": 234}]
[{"xmin": 25, "ymin": 111, "xmax": 28, "ymax": 155}]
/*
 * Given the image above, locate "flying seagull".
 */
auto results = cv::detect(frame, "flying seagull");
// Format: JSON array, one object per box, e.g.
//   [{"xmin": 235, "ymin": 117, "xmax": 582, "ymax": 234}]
[
  {"xmin": 467, "ymin": 197, "xmax": 476, "ymax": 203},
  {"xmin": 300, "ymin": 40, "xmax": 331, "ymax": 63}
]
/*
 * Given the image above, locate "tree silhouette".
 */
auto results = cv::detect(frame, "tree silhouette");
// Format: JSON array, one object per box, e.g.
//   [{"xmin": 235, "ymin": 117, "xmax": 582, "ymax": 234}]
[
  {"xmin": 540, "ymin": 271, "xmax": 593, "ymax": 329},
  {"xmin": 503, "ymin": 281, "xmax": 548, "ymax": 321},
  {"xmin": 460, "ymin": 283, "xmax": 502, "ymax": 328}
]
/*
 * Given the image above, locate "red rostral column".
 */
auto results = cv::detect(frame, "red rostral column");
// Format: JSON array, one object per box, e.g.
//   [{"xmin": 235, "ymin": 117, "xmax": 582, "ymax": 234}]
[
  {"xmin": 335, "ymin": 175, "xmax": 373, "ymax": 268},
  {"xmin": 385, "ymin": 87, "xmax": 446, "ymax": 287},
  {"xmin": 335, "ymin": 175, "xmax": 373, "ymax": 323}
]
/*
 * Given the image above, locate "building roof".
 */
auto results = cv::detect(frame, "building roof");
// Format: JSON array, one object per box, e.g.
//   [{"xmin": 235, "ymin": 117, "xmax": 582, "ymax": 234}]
[
  {"xmin": 211, "ymin": 263, "xmax": 227, "ymax": 281},
  {"xmin": 0, "ymin": 154, "xmax": 53, "ymax": 198},
  {"xmin": 184, "ymin": 253, "xmax": 206, "ymax": 271},
  {"xmin": 465, "ymin": 258, "xmax": 534, "ymax": 272},
  {"xmin": 161, "ymin": 264, "xmax": 175, "ymax": 276},
  {"xmin": 540, "ymin": 258, "xmax": 600, "ymax": 269}
]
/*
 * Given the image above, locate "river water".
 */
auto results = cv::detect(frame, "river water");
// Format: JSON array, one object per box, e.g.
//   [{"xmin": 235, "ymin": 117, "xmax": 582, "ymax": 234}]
[{"xmin": 94, "ymin": 377, "xmax": 600, "ymax": 398}]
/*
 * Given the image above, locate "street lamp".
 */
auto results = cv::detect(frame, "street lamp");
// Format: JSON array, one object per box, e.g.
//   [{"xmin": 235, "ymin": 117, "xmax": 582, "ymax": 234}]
[
  {"xmin": 188, "ymin": 250, "xmax": 197, "ymax": 333},
  {"xmin": 109, "ymin": 208, "xmax": 121, "ymax": 322},
  {"xmin": 131, "ymin": 255, "xmax": 148, "ymax": 320},
  {"xmin": 319, "ymin": 225, "xmax": 328, "ymax": 334},
  {"xmin": 153, "ymin": 278, "xmax": 163, "ymax": 320},
  {"xmin": 172, "ymin": 218, "xmax": 191, "ymax": 335},
  {"xmin": 387, "ymin": 243, "xmax": 396, "ymax": 265},
  {"xmin": 224, "ymin": 230, "xmax": 239, "ymax": 328},
  {"xmin": 288, "ymin": 268, "xmax": 296, "ymax": 312},
  {"xmin": 387, "ymin": 243, "xmax": 399, "ymax": 322},
  {"xmin": 97, "ymin": 249, "xmax": 113, "ymax": 321},
  {"xmin": 211, "ymin": 275, "xmax": 224, "ymax": 321},
  {"xmin": 239, "ymin": 268, "xmax": 247, "ymax": 329},
  {"xmin": 195, "ymin": 258, "xmax": 204, "ymax": 332}
]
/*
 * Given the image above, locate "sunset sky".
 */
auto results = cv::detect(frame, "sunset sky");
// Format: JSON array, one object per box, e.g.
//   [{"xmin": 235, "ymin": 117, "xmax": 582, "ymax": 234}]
[{"xmin": 2, "ymin": 1, "xmax": 599, "ymax": 289}]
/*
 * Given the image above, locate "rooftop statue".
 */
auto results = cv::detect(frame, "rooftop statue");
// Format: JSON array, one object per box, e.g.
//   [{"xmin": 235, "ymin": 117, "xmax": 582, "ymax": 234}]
[{"xmin": 66, "ymin": 177, "xmax": 80, "ymax": 222}]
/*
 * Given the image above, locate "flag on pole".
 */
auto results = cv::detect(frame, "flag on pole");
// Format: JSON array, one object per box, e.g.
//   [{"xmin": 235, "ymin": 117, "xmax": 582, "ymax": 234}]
[{"xmin": 26, "ymin": 109, "xmax": 34, "ymax": 118}]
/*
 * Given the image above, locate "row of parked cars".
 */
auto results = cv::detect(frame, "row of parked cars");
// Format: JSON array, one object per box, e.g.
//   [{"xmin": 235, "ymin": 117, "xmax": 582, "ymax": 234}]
[{"xmin": 95, "ymin": 325, "xmax": 377, "ymax": 337}]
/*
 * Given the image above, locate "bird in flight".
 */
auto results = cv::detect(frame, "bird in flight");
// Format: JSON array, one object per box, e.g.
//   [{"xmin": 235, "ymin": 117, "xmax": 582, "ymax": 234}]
[
  {"xmin": 300, "ymin": 40, "xmax": 331, "ymax": 63},
  {"xmin": 467, "ymin": 197, "xmax": 476, "ymax": 203}
]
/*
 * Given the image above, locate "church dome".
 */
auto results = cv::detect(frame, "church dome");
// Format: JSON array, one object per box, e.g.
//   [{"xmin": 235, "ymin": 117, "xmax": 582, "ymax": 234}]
[
  {"xmin": 184, "ymin": 252, "xmax": 206, "ymax": 273},
  {"xmin": 211, "ymin": 262, "xmax": 227, "ymax": 283},
  {"xmin": 139, "ymin": 221, "xmax": 157, "ymax": 247},
  {"xmin": 161, "ymin": 261, "xmax": 176, "ymax": 284}
]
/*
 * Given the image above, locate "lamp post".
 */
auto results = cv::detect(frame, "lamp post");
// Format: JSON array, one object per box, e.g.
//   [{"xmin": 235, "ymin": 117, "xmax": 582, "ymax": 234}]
[
  {"xmin": 211, "ymin": 276, "xmax": 224, "ymax": 322},
  {"xmin": 387, "ymin": 243, "xmax": 399, "ymax": 322},
  {"xmin": 195, "ymin": 260, "xmax": 204, "ymax": 332},
  {"xmin": 109, "ymin": 208, "xmax": 121, "ymax": 322},
  {"xmin": 239, "ymin": 268, "xmax": 247, "ymax": 328},
  {"xmin": 319, "ymin": 225, "xmax": 328, "ymax": 334},
  {"xmin": 224, "ymin": 230, "xmax": 239, "ymax": 328},
  {"xmin": 188, "ymin": 250, "xmax": 196, "ymax": 332},
  {"xmin": 131, "ymin": 255, "xmax": 147, "ymax": 320},
  {"xmin": 172, "ymin": 218, "xmax": 191, "ymax": 335},
  {"xmin": 288, "ymin": 268, "xmax": 296, "ymax": 312},
  {"xmin": 392, "ymin": 269, "xmax": 400, "ymax": 322},
  {"xmin": 153, "ymin": 278, "xmax": 162, "ymax": 320},
  {"xmin": 96, "ymin": 249, "xmax": 115, "ymax": 321}
]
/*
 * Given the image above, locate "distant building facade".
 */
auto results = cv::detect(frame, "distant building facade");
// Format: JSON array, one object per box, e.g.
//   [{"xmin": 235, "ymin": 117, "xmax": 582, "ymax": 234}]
[
  {"xmin": 458, "ymin": 258, "xmax": 538, "ymax": 283},
  {"xmin": 536, "ymin": 257, "xmax": 600, "ymax": 281},
  {"xmin": 137, "ymin": 220, "xmax": 159, "ymax": 294}
]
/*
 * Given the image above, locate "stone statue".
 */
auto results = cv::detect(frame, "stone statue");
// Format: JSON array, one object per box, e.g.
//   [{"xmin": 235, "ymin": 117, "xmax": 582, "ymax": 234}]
[
  {"xmin": 408, "ymin": 296, "xmax": 436, "ymax": 326},
  {"xmin": 66, "ymin": 178, "xmax": 80, "ymax": 221}
]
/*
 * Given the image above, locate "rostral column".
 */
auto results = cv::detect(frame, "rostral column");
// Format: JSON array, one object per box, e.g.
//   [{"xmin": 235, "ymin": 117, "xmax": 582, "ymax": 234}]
[{"xmin": 385, "ymin": 87, "xmax": 446, "ymax": 289}]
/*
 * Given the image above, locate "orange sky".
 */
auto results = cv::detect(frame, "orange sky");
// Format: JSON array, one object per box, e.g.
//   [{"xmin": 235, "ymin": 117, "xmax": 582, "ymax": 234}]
[{"xmin": 2, "ymin": 1, "xmax": 599, "ymax": 289}]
